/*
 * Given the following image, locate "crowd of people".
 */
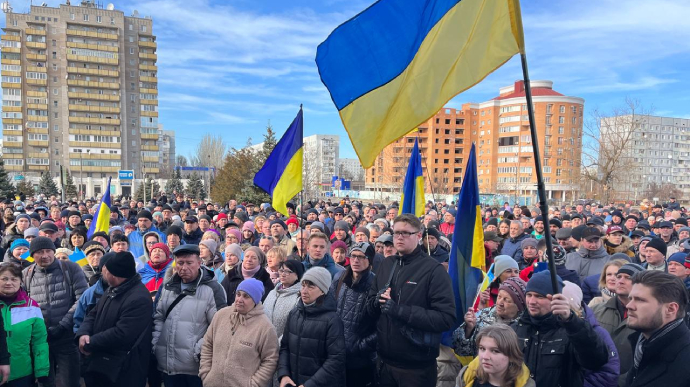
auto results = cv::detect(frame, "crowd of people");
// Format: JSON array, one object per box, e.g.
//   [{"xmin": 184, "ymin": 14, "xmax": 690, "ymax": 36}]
[{"xmin": 0, "ymin": 194, "xmax": 687, "ymax": 387}]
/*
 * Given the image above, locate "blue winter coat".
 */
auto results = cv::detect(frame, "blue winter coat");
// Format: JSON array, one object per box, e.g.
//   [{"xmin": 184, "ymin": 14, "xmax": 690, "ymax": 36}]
[
  {"xmin": 500, "ymin": 233, "xmax": 530, "ymax": 260},
  {"xmin": 303, "ymin": 253, "xmax": 344, "ymax": 279},
  {"xmin": 582, "ymin": 274, "xmax": 602, "ymax": 305},
  {"xmin": 73, "ymin": 278, "xmax": 106, "ymax": 333},
  {"xmin": 583, "ymin": 304, "xmax": 620, "ymax": 387},
  {"xmin": 128, "ymin": 226, "xmax": 167, "ymax": 259}
]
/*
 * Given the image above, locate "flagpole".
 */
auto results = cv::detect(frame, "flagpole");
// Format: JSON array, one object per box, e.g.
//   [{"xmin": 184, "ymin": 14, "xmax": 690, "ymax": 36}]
[
  {"xmin": 520, "ymin": 52, "xmax": 559, "ymax": 294},
  {"xmin": 300, "ymin": 104, "xmax": 305, "ymax": 261}
]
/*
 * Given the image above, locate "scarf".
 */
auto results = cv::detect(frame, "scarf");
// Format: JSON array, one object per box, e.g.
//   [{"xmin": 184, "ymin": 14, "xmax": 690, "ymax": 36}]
[
  {"xmin": 266, "ymin": 266, "xmax": 279, "ymax": 283},
  {"xmin": 634, "ymin": 318, "xmax": 683, "ymax": 369},
  {"xmin": 600, "ymin": 287, "xmax": 615, "ymax": 299},
  {"xmin": 228, "ymin": 308, "xmax": 247, "ymax": 335},
  {"xmin": 647, "ymin": 262, "xmax": 666, "ymax": 271},
  {"xmin": 242, "ymin": 265, "xmax": 261, "ymax": 279}
]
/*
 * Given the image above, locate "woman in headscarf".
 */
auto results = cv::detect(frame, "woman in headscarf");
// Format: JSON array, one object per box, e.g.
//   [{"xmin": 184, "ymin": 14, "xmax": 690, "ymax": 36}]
[{"xmin": 138, "ymin": 242, "xmax": 173, "ymax": 297}]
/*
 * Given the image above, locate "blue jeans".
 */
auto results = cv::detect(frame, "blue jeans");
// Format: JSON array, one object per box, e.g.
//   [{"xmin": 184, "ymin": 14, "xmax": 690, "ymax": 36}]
[{"xmin": 163, "ymin": 374, "xmax": 203, "ymax": 387}]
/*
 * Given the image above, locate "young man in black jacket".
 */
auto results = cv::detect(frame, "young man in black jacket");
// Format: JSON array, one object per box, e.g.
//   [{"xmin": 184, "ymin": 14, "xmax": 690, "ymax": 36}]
[
  {"xmin": 625, "ymin": 270, "xmax": 690, "ymax": 387},
  {"xmin": 513, "ymin": 270, "xmax": 608, "ymax": 387},
  {"xmin": 367, "ymin": 214, "xmax": 455, "ymax": 387}
]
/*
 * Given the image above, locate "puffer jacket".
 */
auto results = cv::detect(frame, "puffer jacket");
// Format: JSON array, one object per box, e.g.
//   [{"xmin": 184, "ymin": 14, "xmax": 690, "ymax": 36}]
[
  {"xmin": 153, "ymin": 267, "xmax": 227, "ymax": 376},
  {"xmin": 22, "ymin": 258, "xmax": 88, "ymax": 333},
  {"xmin": 2, "ymin": 249, "xmax": 32, "ymax": 270},
  {"xmin": 512, "ymin": 311, "xmax": 609, "ymax": 387},
  {"xmin": 199, "ymin": 303, "xmax": 279, "ymax": 387},
  {"xmin": 330, "ymin": 268, "xmax": 377, "ymax": 370},
  {"xmin": 582, "ymin": 304, "xmax": 620, "ymax": 387},
  {"xmin": 277, "ymin": 295, "xmax": 346, "ymax": 387},
  {"xmin": 604, "ymin": 236, "xmax": 635, "ymax": 258},
  {"xmin": 500, "ymin": 233, "xmax": 530, "ymax": 259},
  {"xmin": 1, "ymin": 224, "xmax": 23, "ymax": 250},
  {"xmin": 565, "ymin": 245, "xmax": 612, "ymax": 283},
  {"xmin": 0, "ymin": 288, "xmax": 49, "ymax": 381},
  {"xmin": 128, "ymin": 226, "xmax": 166, "ymax": 261},
  {"xmin": 221, "ymin": 265, "xmax": 274, "ymax": 305},
  {"xmin": 264, "ymin": 281, "xmax": 301, "ymax": 340},
  {"xmin": 72, "ymin": 278, "xmax": 106, "ymax": 333},
  {"xmin": 591, "ymin": 296, "xmax": 635, "ymax": 385}
]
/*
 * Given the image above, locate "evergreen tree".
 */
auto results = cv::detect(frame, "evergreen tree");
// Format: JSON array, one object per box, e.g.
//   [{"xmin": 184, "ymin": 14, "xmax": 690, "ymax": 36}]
[
  {"xmin": 38, "ymin": 172, "xmax": 59, "ymax": 197},
  {"xmin": 134, "ymin": 177, "xmax": 161, "ymax": 202},
  {"xmin": 15, "ymin": 180, "xmax": 34, "ymax": 198},
  {"xmin": 186, "ymin": 172, "xmax": 205, "ymax": 200},
  {"xmin": 64, "ymin": 170, "xmax": 78, "ymax": 200},
  {"xmin": 0, "ymin": 160, "xmax": 15, "ymax": 200},
  {"xmin": 260, "ymin": 121, "xmax": 278, "ymax": 164},
  {"xmin": 164, "ymin": 168, "xmax": 185, "ymax": 196}
]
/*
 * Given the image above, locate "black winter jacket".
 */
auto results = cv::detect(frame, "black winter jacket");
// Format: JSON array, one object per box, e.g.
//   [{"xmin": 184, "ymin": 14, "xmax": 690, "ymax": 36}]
[
  {"xmin": 330, "ymin": 268, "xmax": 377, "ymax": 370},
  {"xmin": 182, "ymin": 228, "xmax": 203, "ymax": 245},
  {"xmin": 278, "ymin": 295, "xmax": 346, "ymax": 387},
  {"xmin": 625, "ymin": 321, "xmax": 690, "ymax": 387},
  {"xmin": 366, "ymin": 247, "xmax": 456, "ymax": 368},
  {"xmin": 220, "ymin": 265, "xmax": 274, "ymax": 305},
  {"xmin": 512, "ymin": 312, "xmax": 609, "ymax": 387},
  {"xmin": 76, "ymin": 274, "xmax": 153, "ymax": 387}
]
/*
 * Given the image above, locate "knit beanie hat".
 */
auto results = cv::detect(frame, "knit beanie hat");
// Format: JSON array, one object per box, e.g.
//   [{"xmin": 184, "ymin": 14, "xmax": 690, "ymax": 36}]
[
  {"xmin": 330, "ymin": 240, "xmax": 348, "ymax": 255},
  {"xmin": 310, "ymin": 221, "xmax": 325, "ymax": 233},
  {"xmin": 237, "ymin": 278, "xmax": 265, "ymax": 305},
  {"xmin": 355, "ymin": 227, "xmax": 370, "ymax": 239},
  {"xmin": 269, "ymin": 219, "xmax": 287, "ymax": 230},
  {"xmin": 91, "ymin": 231, "xmax": 110, "ymax": 245},
  {"xmin": 286, "ymin": 217, "xmax": 299, "ymax": 227},
  {"xmin": 423, "ymin": 227, "xmax": 441, "ymax": 240},
  {"xmin": 668, "ymin": 252, "xmax": 687, "ymax": 266},
  {"xmin": 166, "ymin": 225, "xmax": 183, "ymax": 239},
  {"xmin": 226, "ymin": 229, "xmax": 242, "ymax": 242},
  {"xmin": 82, "ymin": 241, "xmax": 105, "ymax": 256},
  {"xmin": 23, "ymin": 227, "xmax": 39, "ymax": 238},
  {"xmin": 525, "ymin": 270, "xmax": 563, "ymax": 296},
  {"xmin": 10, "ymin": 239, "xmax": 30, "ymax": 254},
  {"xmin": 334, "ymin": 221, "xmax": 350, "ymax": 232},
  {"xmin": 200, "ymin": 239, "xmax": 218, "ymax": 254},
  {"xmin": 521, "ymin": 238, "xmax": 538, "ymax": 250},
  {"xmin": 99, "ymin": 251, "xmax": 115, "ymax": 271},
  {"xmin": 224, "ymin": 243, "xmax": 244, "ymax": 261},
  {"xmin": 302, "ymin": 267, "xmax": 332, "ymax": 295},
  {"xmin": 498, "ymin": 277, "xmax": 527, "ymax": 311},
  {"xmin": 29, "ymin": 236, "xmax": 56, "ymax": 256},
  {"xmin": 55, "ymin": 247, "xmax": 73, "ymax": 258},
  {"xmin": 242, "ymin": 221, "xmax": 255, "ymax": 234},
  {"xmin": 105, "ymin": 251, "xmax": 136, "ymax": 278},
  {"xmin": 645, "ymin": 237, "xmax": 667, "ymax": 256},
  {"xmin": 562, "ymin": 281, "xmax": 583, "ymax": 311},
  {"xmin": 493, "ymin": 255, "xmax": 518, "ymax": 277},
  {"xmin": 282, "ymin": 259, "xmax": 305, "ymax": 281},
  {"xmin": 150, "ymin": 243, "xmax": 171, "ymax": 260},
  {"xmin": 618, "ymin": 263, "xmax": 645, "ymax": 277}
]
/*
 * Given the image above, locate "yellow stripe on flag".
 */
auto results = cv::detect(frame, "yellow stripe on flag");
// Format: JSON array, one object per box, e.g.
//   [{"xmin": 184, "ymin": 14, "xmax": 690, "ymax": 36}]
[{"xmin": 272, "ymin": 148, "xmax": 303, "ymax": 216}]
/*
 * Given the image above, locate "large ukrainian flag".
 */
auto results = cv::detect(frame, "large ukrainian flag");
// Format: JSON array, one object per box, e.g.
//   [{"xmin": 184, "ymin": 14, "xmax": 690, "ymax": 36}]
[
  {"xmin": 254, "ymin": 108, "xmax": 303, "ymax": 216},
  {"xmin": 445, "ymin": 144, "xmax": 484, "ymax": 362},
  {"xmin": 316, "ymin": 0, "xmax": 525, "ymax": 168},
  {"xmin": 399, "ymin": 138, "xmax": 425, "ymax": 217},
  {"xmin": 87, "ymin": 177, "xmax": 112, "ymax": 239}
]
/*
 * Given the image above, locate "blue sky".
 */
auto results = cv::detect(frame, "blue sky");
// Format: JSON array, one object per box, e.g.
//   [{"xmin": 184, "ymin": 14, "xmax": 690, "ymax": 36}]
[{"xmin": 5, "ymin": 0, "xmax": 689, "ymax": 161}]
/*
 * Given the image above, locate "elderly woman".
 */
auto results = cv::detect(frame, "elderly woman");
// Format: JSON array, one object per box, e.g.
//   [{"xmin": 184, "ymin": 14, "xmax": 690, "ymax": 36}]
[
  {"xmin": 200, "ymin": 239, "xmax": 223, "ymax": 270},
  {"xmin": 225, "ymin": 229, "xmax": 242, "ymax": 247},
  {"xmin": 55, "ymin": 248, "xmax": 73, "ymax": 262},
  {"xmin": 265, "ymin": 247, "xmax": 286, "ymax": 285},
  {"xmin": 137, "ymin": 231, "xmax": 162, "ymax": 270},
  {"xmin": 4, "ymin": 239, "xmax": 32, "ymax": 269},
  {"xmin": 475, "ymin": 255, "xmax": 520, "ymax": 310},
  {"xmin": 0, "ymin": 263, "xmax": 50, "ymax": 385},
  {"xmin": 278, "ymin": 267, "xmax": 345, "ymax": 387},
  {"xmin": 214, "ymin": 243, "xmax": 243, "ymax": 283},
  {"xmin": 138, "ymin": 243, "xmax": 173, "ymax": 296},
  {"xmin": 82, "ymin": 241, "xmax": 105, "ymax": 285},
  {"xmin": 200, "ymin": 279, "xmax": 279, "ymax": 387},
  {"xmin": 264, "ymin": 260, "xmax": 304, "ymax": 339},
  {"xmin": 221, "ymin": 246, "xmax": 274, "ymax": 304}
]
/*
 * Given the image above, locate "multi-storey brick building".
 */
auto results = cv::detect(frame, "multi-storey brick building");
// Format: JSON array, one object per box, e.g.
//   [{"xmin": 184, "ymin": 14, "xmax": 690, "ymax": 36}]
[
  {"xmin": 1, "ymin": 0, "xmax": 158, "ymax": 196},
  {"xmin": 365, "ymin": 80, "xmax": 584, "ymax": 204}
]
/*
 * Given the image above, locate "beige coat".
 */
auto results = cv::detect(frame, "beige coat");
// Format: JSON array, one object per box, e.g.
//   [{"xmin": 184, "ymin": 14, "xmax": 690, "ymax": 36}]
[{"xmin": 199, "ymin": 303, "xmax": 279, "ymax": 387}]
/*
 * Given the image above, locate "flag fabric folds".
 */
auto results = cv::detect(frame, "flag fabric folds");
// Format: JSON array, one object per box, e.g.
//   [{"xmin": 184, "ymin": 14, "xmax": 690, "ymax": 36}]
[
  {"xmin": 316, "ymin": 0, "xmax": 525, "ymax": 168},
  {"xmin": 87, "ymin": 177, "xmax": 112, "ymax": 239},
  {"xmin": 399, "ymin": 138, "xmax": 425, "ymax": 217},
  {"xmin": 444, "ymin": 144, "xmax": 485, "ymax": 357},
  {"xmin": 70, "ymin": 247, "xmax": 88, "ymax": 267},
  {"xmin": 20, "ymin": 250, "xmax": 33, "ymax": 263},
  {"xmin": 254, "ymin": 108, "xmax": 303, "ymax": 216}
]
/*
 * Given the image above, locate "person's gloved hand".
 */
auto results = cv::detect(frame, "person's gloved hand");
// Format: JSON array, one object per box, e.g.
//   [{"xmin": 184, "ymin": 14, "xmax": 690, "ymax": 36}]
[
  {"xmin": 47, "ymin": 325, "xmax": 66, "ymax": 341},
  {"xmin": 381, "ymin": 298, "xmax": 400, "ymax": 316}
]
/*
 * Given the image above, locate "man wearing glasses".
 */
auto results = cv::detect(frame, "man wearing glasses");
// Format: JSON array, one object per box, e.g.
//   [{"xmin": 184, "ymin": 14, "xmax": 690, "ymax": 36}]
[{"xmin": 367, "ymin": 214, "xmax": 455, "ymax": 387}]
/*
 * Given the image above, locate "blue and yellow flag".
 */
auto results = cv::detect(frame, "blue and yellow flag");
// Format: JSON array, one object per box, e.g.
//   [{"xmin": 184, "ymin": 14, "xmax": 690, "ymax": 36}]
[
  {"xmin": 316, "ymin": 0, "xmax": 525, "ymax": 168},
  {"xmin": 399, "ymin": 138, "xmax": 425, "ymax": 217},
  {"xmin": 444, "ymin": 144, "xmax": 485, "ymax": 360},
  {"xmin": 87, "ymin": 177, "xmax": 111, "ymax": 239},
  {"xmin": 70, "ymin": 246, "xmax": 88, "ymax": 267},
  {"xmin": 20, "ymin": 250, "xmax": 34, "ymax": 263},
  {"xmin": 254, "ymin": 108, "xmax": 303, "ymax": 216}
]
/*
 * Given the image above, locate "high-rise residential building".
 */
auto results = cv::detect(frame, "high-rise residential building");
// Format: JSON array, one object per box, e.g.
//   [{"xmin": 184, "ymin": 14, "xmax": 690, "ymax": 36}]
[
  {"xmin": 366, "ymin": 80, "xmax": 584, "ymax": 204},
  {"xmin": 157, "ymin": 124, "xmax": 175, "ymax": 177},
  {"xmin": 602, "ymin": 114, "xmax": 690, "ymax": 200},
  {"xmin": 303, "ymin": 134, "xmax": 339, "ymax": 185},
  {"xmin": 1, "ymin": 1, "xmax": 158, "ymax": 192},
  {"xmin": 338, "ymin": 157, "xmax": 364, "ymax": 182}
]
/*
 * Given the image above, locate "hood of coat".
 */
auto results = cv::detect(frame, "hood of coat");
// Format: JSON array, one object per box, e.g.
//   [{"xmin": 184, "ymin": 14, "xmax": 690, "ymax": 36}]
[
  {"xmin": 604, "ymin": 235, "xmax": 634, "ymax": 253},
  {"xmin": 228, "ymin": 301, "xmax": 266, "ymax": 321},
  {"xmin": 576, "ymin": 244, "xmax": 609, "ymax": 260},
  {"xmin": 141, "ymin": 230, "xmax": 162, "ymax": 261}
]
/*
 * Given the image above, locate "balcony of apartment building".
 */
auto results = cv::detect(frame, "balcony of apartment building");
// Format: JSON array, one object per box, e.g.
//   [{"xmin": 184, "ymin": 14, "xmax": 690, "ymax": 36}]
[
  {"xmin": 67, "ymin": 91, "xmax": 120, "ymax": 101},
  {"xmin": 68, "ymin": 111, "xmax": 120, "ymax": 126},
  {"xmin": 68, "ymin": 102, "xmax": 120, "ymax": 114},
  {"xmin": 66, "ymin": 25, "xmax": 118, "ymax": 41},
  {"xmin": 138, "ymin": 50, "xmax": 157, "ymax": 61},
  {"xmin": 67, "ymin": 65, "xmax": 119, "ymax": 77},
  {"xmin": 138, "ymin": 37, "xmax": 157, "ymax": 49},
  {"xmin": 67, "ymin": 78, "xmax": 120, "ymax": 90},
  {"xmin": 141, "ymin": 127, "xmax": 160, "ymax": 140},
  {"xmin": 3, "ymin": 159, "xmax": 24, "ymax": 171},
  {"xmin": 66, "ymin": 48, "xmax": 118, "ymax": 65}
]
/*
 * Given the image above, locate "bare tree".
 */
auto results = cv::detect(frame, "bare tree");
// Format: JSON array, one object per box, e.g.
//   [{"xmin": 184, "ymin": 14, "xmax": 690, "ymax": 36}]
[
  {"xmin": 581, "ymin": 98, "xmax": 652, "ymax": 204},
  {"xmin": 641, "ymin": 182, "xmax": 682, "ymax": 204},
  {"xmin": 176, "ymin": 155, "xmax": 189, "ymax": 167},
  {"xmin": 189, "ymin": 134, "xmax": 227, "ymax": 169},
  {"xmin": 303, "ymin": 147, "xmax": 321, "ymax": 200}
]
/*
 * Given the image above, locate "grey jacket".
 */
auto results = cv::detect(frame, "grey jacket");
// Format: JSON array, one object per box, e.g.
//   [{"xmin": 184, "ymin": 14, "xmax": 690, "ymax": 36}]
[
  {"xmin": 565, "ymin": 245, "xmax": 612, "ymax": 283},
  {"xmin": 152, "ymin": 266, "xmax": 227, "ymax": 376},
  {"xmin": 264, "ymin": 282, "xmax": 301, "ymax": 341},
  {"xmin": 22, "ymin": 258, "xmax": 88, "ymax": 331}
]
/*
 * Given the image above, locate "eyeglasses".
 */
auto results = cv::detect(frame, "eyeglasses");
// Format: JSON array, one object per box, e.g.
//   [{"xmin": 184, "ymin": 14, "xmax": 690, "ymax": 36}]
[
  {"xmin": 350, "ymin": 254, "xmax": 367, "ymax": 260},
  {"xmin": 278, "ymin": 269, "xmax": 294, "ymax": 275},
  {"xmin": 393, "ymin": 230, "xmax": 418, "ymax": 238}
]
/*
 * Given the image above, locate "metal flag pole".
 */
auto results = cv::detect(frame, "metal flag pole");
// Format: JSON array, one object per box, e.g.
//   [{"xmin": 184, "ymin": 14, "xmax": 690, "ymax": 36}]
[
  {"xmin": 520, "ymin": 52, "xmax": 559, "ymax": 294},
  {"xmin": 299, "ymin": 104, "xmax": 305, "ymax": 260}
]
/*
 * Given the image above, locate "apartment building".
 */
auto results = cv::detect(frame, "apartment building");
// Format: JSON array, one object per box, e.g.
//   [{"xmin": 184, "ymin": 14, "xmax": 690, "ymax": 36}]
[
  {"xmin": 1, "ymin": 0, "xmax": 159, "ymax": 194},
  {"xmin": 366, "ymin": 80, "xmax": 584, "ymax": 204}
]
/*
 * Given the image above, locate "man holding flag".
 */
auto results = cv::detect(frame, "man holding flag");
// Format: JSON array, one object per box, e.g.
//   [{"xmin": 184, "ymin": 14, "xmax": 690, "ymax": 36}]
[{"xmin": 366, "ymin": 214, "xmax": 455, "ymax": 387}]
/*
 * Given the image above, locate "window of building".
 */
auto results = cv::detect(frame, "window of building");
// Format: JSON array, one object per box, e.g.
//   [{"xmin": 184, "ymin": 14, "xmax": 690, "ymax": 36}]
[
  {"xmin": 559, "ymin": 105, "xmax": 565, "ymax": 113},
  {"xmin": 83, "ymin": 14, "xmax": 89, "ymax": 21},
  {"xmin": 54, "ymin": 124, "xmax": 58, "ymax": 131},
  {"xmin": 558, "ymin": 116, "xmax": 564, "ymax": 124},
  {"xmin": 70, "ymin": 13, "xmax": 75, "ymax": 20},
  {"xmin": 142, "ymin": 25, "xmax": 147, "ymax": 32},
  {"xmin": 97, "ymin": 15, "xmax": 102, "ymax": 23},
  {"xmin": 52, "ymin": 52, "xmax": 57, "ymax": 59},
  {"xmin": 53, "ymin": 88, "xmax": 58, "ymax": 95},
  {"xmin": 128, "ymin": 24, "xmax": 133, "ymax": 31}
]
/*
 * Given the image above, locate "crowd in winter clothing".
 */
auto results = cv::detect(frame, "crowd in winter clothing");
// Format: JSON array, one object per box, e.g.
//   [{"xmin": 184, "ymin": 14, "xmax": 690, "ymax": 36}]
[{"xmin": 0, "ymin": 194, "xmax": 689, "ymax": 387}]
